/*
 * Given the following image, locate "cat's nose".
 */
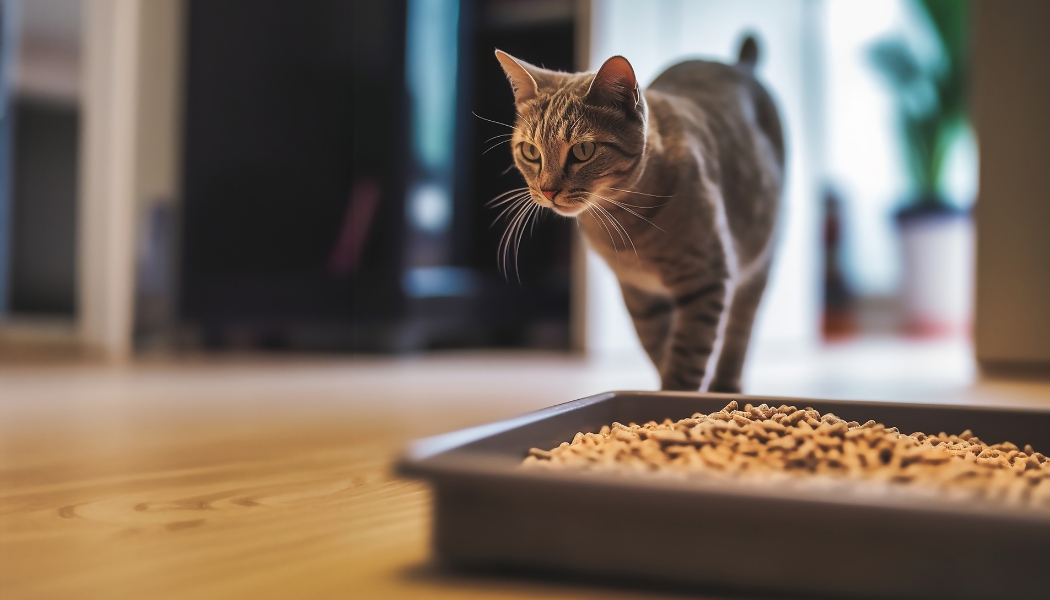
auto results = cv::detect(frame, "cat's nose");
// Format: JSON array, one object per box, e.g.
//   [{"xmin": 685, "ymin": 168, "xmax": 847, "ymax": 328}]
[{"xmin": 541, "ymin": 189, "xmax": 559, "ymax": 200}]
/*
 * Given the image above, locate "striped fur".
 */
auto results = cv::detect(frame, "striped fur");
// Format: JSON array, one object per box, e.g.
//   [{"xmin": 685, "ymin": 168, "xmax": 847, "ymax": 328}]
[{"xmin": 496, "ymin": 42, "xmax": 784, "ymax": 392}]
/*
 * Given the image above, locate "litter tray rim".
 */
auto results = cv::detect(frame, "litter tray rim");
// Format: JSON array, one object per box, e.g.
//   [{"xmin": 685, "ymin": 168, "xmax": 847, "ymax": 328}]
[{"xmin": 397, "ymin": 390, "xmax": 1050, "ymax": 525}]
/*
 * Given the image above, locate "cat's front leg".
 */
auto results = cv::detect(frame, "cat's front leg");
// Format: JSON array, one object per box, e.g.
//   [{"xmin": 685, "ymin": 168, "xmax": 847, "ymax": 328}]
[
  {"xmin": 661, "ymin": 279, "xmax": 729, "ymax": 391},
  {"xmin": 620, "ymin": 284, "xmax": 674, "ymax": 373},
  {"xmin": 709, "ymin": 266, "xmax": 770, "ymax": 394}
]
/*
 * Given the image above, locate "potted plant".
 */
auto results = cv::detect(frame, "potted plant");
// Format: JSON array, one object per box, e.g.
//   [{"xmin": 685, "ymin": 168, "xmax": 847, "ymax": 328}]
[{"xmin": 869, "ymin": 0, "xmax": 973, "ymax": 336}]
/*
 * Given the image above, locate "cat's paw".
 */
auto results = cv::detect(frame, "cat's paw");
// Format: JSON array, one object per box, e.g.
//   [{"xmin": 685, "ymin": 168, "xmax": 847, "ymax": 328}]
[
  {"xmin": 707, "ymin": 380, "xmax": 742, "ymax": 394},
  {"xmin": 659, "ymin": 374, "xmax": 702, "ymax": 392}
]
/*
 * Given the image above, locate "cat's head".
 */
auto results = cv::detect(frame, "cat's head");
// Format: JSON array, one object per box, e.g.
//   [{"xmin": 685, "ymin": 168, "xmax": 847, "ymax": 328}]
[{"xmin": 495, "ymin": 50, "xmax": 647, "ymax": 217}]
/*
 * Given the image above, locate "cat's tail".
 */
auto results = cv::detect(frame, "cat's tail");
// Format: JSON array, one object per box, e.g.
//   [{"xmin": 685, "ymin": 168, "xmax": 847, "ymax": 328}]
[{"xmin": 737, "ymin": 34, "xmax": 760, "ymax": 73}]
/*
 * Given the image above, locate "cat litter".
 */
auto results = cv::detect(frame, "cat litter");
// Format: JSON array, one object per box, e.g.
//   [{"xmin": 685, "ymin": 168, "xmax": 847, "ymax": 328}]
[{"xmin": 524, "ymin": 400, "xmax": 1050, "ymax": 508}]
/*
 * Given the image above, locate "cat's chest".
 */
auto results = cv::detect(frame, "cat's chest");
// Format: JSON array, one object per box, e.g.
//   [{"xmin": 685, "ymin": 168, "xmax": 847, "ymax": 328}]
[
  {"xmin": 584, "ymin": 238, "xmax": 668, "ymax": 295},
  {"xmin": 611, "ymin": 263, "xmax": 667, "ymax": 294}
]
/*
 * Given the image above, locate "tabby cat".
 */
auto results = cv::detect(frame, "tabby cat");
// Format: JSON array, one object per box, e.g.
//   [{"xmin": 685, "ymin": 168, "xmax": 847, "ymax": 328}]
[{"xmin": 494, "ymin": 38, "xmax": 784, "ymax": 393}]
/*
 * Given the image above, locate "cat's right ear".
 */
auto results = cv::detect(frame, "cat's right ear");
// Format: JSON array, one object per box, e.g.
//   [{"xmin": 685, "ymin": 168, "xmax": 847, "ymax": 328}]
[
  {"xmin": 586, "ymin": 55, "xmax": 640, "ymax": 111},
  {"xmin": 495, "ymin": 50, "xmax": 540, "ymax": 104}
]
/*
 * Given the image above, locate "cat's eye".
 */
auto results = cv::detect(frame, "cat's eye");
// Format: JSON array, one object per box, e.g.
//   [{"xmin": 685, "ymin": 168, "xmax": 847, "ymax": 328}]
[
  {"xmin": 571, "ymin": 141, "xmax": 596, "ymax": 162},
  {"xmin": 520, "ymin": 142, "xmax": 541, "ymax": 162}
]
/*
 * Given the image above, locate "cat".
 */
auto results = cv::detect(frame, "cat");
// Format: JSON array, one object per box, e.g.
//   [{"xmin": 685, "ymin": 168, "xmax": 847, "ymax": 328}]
[{"xmin": 494, "ymin": 37, "xmax": 784, "ymax": 393}]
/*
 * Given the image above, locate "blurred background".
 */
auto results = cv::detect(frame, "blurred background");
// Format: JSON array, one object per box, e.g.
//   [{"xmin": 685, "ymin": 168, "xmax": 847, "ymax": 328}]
[{"xmin": 0, "ymin": 0, "xmax": 1047, "ymax": 395}]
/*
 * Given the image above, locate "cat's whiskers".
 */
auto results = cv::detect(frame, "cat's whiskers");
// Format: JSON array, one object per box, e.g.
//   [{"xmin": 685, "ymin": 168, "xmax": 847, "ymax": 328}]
[
  {"xmin": 491, "ymin": 195, "xmax": 530, "ymax": 224},
  {"xmin": 493, "ymin": 195, "xmax": 532, "ymax": 228},
  {"xmin": 596, "ymin": 187, "xmax": 673, "ymax": 208},
  {"xmin": 586, "ymin": 192, "xmax": 666, "ymax": 233},
  {"xmin": 605, "ymin": 186, "xmax": 675, "ymax": 199},
  {"xmin": 583, "ymin": 201, "xmax": 619, "ymax": 255},
  {"xmin": 590, "ymin": 202, "xmax": 625, "ymax": 250},
  {"xmin": 592, "ymin": 195, "xmax": 666, "ymax": 209},
  {"xmin": 601, "ymin": 205, "xmax": 639, "ymax": 258},
  {"xmin": 514, "ymin": 203, "xmax": 542, "ymax": 282},
  {"xmin": 497, "ymin": 200, "xmax": 528, "ymax": 278},
  {"xmin": 482, "ymin": 138, "xmax": 513, "ymax": 155},
  {"xmin": 472, "ymin": 111, "xmax": 522, "ymax": 132},
  {"xmin": 497, "ymin": 195, "xmax": 541, "ymax": 282},
  {"xmin": 587, "ymin": 199, "xmax": 638, "ymax": 258},
  {"xmin": 500, "ymin": 207, "xmax": 521, "ymax": 278},
  {"xmin": 486, "ymin": 186, "xmax": 530, "ymax": 207},
  {"xmin": 529, "ymin": 202, "xmax": 545, "ymax": 236},
  {"xmin": 512, "ymin": 203, "xmax": 541, "ymax": 283},
  {"xmin": 483, "ymin": 133, "xmax": 515, "ymax": 144}
]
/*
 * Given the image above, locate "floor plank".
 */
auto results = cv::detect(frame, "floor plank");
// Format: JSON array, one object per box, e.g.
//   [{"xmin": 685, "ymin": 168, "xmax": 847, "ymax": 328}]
[{"xmin": 0, "ymin": 343, "xmax": 1047, "ymax": 598}]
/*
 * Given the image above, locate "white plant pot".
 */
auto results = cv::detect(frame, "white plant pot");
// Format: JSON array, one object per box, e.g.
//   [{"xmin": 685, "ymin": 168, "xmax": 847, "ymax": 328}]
[{"xmin": 898, "ymin": 212, "xmax": 974, "ymax": 336}]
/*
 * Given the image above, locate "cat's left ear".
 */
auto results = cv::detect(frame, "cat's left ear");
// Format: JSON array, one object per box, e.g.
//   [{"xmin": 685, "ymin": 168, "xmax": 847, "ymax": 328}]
[
  {"xmin": 586, "ymin": 55, "xmax": 640, "ymax": 111},
  {"xmin": 495, "ymin": 50, "xmax": 543, "ymax": 104}
]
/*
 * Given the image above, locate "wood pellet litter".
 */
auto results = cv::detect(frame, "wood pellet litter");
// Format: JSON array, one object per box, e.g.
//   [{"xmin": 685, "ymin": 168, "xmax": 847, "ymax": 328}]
[{"xmin": 523, "ymin": 401, "xmax": 1050, "ymax": 509}]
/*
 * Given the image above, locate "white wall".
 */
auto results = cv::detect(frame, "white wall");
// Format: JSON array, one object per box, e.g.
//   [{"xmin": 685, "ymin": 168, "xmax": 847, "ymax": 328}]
[
  {"xmin": 78, "ymin": 0, "xmax": 184, "ymax": 359},
  {"xmin": 585, "ymin": 0, "xmax": 823, "ymax": 381}
]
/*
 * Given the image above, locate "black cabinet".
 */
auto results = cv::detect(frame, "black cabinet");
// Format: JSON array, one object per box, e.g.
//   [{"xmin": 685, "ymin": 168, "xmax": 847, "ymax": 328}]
[{"xmin": 180, "ymin": 0, "xmax": 575, "ymax": 352}]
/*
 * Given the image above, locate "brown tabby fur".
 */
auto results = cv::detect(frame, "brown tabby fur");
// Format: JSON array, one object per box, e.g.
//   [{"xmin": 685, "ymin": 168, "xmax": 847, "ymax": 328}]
[{"xmin": 495, "ymin": 40, "xmax": 784, "ymax": 392}]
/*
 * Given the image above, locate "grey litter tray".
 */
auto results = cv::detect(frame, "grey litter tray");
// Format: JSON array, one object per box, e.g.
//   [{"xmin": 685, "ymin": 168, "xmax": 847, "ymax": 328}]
[{"xmin": 397, "ymin": 391, "xmax": 1050, "ymax": 599}]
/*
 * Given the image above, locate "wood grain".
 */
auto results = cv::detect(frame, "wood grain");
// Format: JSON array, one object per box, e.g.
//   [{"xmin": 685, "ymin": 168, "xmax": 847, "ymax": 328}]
[
  {"xmin": 1, "ymin": 351, "xmax": 1045, "ymax": 599},
  {"xmin": 0, "ymin": 355, "xmax": 676, "ymax": 599}
]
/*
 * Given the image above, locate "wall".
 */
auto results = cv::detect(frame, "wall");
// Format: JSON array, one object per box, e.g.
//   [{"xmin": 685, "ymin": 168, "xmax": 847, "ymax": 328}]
[
  {"xmin": 972, "ymin": 0, "xmax": 1050, "ymax": 369},
  {"xmin": 77, "ymin": 0, "xmax": 185, "ymax": 358}
]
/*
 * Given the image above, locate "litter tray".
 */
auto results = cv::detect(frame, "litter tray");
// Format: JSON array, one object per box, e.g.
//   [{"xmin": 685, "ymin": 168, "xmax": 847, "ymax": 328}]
[{"xmin": 396, "ymin": 391, "xmax": 1050, "ymax": 599}]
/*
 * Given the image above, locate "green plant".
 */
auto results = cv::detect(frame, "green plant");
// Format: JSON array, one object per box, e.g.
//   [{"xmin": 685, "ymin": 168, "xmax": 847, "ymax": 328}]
[{"xmin": 869, "ymin": 0, "xmax": 969, "ymax": 209}]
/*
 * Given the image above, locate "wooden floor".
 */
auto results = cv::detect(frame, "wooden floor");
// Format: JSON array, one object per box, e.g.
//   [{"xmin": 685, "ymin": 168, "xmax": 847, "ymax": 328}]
[{"xmin": 1, "ymin": 342, "xmax": 1048, "ymax": 599}]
